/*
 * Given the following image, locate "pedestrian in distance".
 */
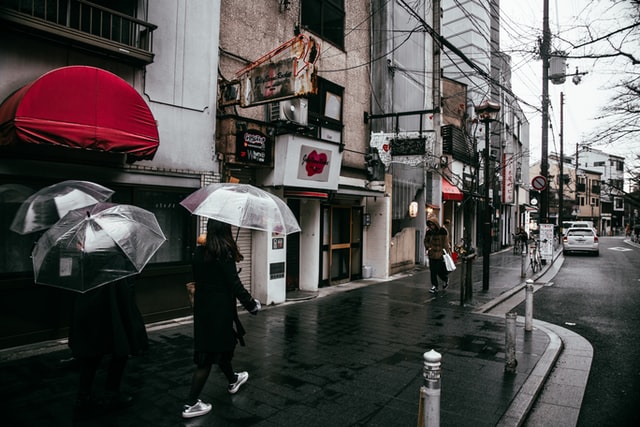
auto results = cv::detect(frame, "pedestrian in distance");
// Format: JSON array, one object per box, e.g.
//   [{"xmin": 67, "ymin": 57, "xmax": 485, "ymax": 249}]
[
  {"xmin": 424, "ymin": 216, "xmax": 451, "ymax": 293},
  {"xmin": 182, "ymin": 219, "xmax": 261, "ymax": 419},
  {"xmin": 70, "ymin": 276, "xmax": 149, "ymax": 421}
]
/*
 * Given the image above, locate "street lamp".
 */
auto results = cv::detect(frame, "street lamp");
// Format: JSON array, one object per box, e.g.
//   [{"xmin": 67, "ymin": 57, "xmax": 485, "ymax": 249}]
[{"xmin": 475, "ymin": 100, "xmax": 501, "ymax": 291}]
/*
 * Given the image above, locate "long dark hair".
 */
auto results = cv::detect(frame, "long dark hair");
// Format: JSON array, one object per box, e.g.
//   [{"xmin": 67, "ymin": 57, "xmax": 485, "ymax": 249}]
[{"xmin": 205, "ymin": 219, "xmax": 244, "ymax": 262}]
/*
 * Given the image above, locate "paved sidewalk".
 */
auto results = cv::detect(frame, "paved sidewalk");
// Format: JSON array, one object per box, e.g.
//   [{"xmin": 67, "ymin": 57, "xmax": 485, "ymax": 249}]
[{"xmin": 0, "ymin": 247, "xmax": 585, "ymax": 427}]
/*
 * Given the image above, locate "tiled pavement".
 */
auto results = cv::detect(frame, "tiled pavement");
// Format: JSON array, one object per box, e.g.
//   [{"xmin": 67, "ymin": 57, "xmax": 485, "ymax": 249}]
[{"xmin": 0, "ymin": 247, "xmax": 584, "ymax": 427}]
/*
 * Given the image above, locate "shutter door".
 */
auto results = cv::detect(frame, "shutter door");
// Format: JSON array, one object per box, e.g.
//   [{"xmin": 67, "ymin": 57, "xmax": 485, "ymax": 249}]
[{"xmin": 234, "ymin": 226, "xmax": 253, "ymax": 293}]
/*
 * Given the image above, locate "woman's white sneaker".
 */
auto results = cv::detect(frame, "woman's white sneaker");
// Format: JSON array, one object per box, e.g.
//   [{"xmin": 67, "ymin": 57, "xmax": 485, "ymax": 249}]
[
  {"xmin": 228, "ymin": 371, "xmax": 249, "ymax": 394},
  {"xmin": 182, "ymin": 399, "xmax": 212, "ymax": 418}
]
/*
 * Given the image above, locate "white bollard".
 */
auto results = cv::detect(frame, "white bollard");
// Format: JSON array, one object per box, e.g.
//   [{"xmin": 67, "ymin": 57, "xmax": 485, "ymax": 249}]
[
  {"xmin": 505, "ymin": 312, "xmax": 518, "ymax": 373},
  {"xmin": 420, "ymin": 349, "xmax": 441, "ymax": 427},
  {"xmin": 525, "ymin": 281, "xmax": 534, "ymax": 332}
]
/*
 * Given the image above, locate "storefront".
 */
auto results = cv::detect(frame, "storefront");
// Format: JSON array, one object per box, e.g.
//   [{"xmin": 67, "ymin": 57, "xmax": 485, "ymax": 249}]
[{"xmin": 0, "ymin": 66, "xmax": 199, "ymax": 349}]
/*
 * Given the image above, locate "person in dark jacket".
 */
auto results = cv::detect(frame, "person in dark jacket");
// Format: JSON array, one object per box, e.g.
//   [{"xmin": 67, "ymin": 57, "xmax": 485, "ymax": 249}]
[
  {"xmin": 69, "ymin": 276, "xmax": 148, "ymax": 419},
  {"xmin": 182, "ymin": 219, "xmax": 260, "ymax": 419},
  {"xmin": 424, "ymin": 216, "xmax": 451, "ymax": 293}
]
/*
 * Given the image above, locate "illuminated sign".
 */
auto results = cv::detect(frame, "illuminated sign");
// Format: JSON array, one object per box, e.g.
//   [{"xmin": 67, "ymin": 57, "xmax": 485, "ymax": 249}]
[{"xmin": 236, "ymin": 129, "xmax": 270, "ymax": 165}]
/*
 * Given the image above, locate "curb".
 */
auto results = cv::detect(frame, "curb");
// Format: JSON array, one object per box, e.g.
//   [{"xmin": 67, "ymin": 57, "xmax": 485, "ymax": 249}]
[{"xmin": 497, "ymin": 319, "xmax": 564, "ymax": 427}]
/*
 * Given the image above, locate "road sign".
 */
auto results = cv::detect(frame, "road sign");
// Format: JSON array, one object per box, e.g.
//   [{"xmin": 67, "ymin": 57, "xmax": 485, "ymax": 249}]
[{"xmin": 531, "ymin": 175, "xmax": 547, "ymax": 191}]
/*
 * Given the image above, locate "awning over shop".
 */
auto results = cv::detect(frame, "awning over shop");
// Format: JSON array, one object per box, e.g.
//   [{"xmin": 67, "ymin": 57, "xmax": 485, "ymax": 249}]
[
  {"xmin": 0, "ymin": 66, "xmax": 159, "ymax": 162},
  {"xmin": 442, "ymin": 177, "xmax": 463, "ymax": 201}
]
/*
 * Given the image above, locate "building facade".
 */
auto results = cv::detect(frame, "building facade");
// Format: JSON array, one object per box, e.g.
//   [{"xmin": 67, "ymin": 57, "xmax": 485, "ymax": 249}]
[
  {"xmin": 575, "ymin": 148, "xmax": 625, "ymax": 235},
  {"xmin": 0, "ymin": 0, "xmax": 222, "ymax": 349},
  {"xmin": 0, "ymin": 0, "xmax": 397, "ymax": 349},
  {"xmin": 370, "ymin": 0, "xmax": 440, "ymax": 269},
  {"xmin": 441, "ymin": 0, "xmax": 530, "ymax": 252},
  {"xmin": 216, "ymin": 0, "xmax": 390, "ymax": 302}
]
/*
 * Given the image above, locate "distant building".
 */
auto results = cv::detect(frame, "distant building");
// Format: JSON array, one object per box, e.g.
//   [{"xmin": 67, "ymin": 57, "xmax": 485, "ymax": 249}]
[{"xmin": 574, "ymin": 147, "xmax": 625, "ymax": 234}]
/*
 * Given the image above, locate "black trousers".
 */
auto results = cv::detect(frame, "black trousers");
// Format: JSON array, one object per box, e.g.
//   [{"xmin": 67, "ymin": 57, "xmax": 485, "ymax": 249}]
[{"xmin": 429, "ymin": 258, "xmax": 449, "ymax": 287}]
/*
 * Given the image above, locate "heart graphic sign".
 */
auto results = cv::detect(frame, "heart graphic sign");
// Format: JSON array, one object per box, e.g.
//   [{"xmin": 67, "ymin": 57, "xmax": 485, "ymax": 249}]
[{"xmin": 297, "ymin": 145, "xmax": 331, "ymax": 182}]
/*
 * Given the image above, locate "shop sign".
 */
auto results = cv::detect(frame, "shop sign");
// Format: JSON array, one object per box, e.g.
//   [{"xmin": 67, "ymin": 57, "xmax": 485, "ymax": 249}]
[
  {"xmin": 298, "ymin": 145, "xmax": 331, "ymax": 182},
  {"xmin": 503, "ymin": 153, "xmax": 514, "ymax": 204},
  {"xmin": 236, "ymin": 129, "xmax": 270, "ymax": 165},
  {"xmin": 262, "ymin": 135, "xmax": 341, "ymax": 190},
  {"xmin": 237, "ymin": 35, "xmax": 319, "ymax": 107}
]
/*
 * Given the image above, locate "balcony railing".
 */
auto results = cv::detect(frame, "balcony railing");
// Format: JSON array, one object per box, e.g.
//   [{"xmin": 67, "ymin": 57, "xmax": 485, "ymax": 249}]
[{"xmin": 1, "ymin": 0, "xmax": 157, "ymax": 64}]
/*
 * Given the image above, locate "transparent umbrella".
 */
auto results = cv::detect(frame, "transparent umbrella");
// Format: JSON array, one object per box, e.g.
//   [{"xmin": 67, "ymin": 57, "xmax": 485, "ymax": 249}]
[
  {"xmin": 32, "ymin": 203, "xmax": 166, "ymax": 293},
  {"xmin": 180, "ymin": 183, "xmax": 301, "ymax": 235},
  {"xmin": 10, "ymin": 180, "xmax": 114, "ymax": 235}
]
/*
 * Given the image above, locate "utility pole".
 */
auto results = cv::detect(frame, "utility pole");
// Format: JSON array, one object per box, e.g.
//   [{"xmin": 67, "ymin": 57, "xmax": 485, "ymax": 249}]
[
  {"xmin": 540, "ymin": 0, "xmax": 550, "ymax": 225},
  {"xmin": 559, "ymin": 92, "xmax": 564, "ymax": 233}
]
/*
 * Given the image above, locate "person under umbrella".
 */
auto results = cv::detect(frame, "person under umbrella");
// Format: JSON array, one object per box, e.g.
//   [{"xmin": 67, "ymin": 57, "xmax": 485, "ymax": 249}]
[
  {"xmin": 71, "ymin": 276, "xmax": 148, "ymax": 420},
  {"xmin": 182, "ymin": 219, "xmax": 261, "ymax": 419},
  {"xmin": 28, "ymin": 202, "xmax": 166, "ymax": 420}
]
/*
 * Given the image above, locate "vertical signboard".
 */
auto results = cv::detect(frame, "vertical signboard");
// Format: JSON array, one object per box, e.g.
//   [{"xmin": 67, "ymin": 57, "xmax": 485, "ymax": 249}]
[
  {"xmin": 503, "ymin": 153, "xmax": 514, "ymax": 204},
  {"xmin": 539, "ymin": 223, "xmax": 554, "ymax": 261}
]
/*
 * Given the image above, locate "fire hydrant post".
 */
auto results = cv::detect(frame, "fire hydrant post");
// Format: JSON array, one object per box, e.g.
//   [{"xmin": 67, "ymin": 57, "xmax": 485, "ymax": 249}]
[
  {"xmin": 420, "ymin": 349, "xmax": 441, "ymax": 427},
  {"xmin": 525, "ymin": 281, "xmax": 534, "ymax": 332},
  {"xmin": 505, "ymin": 312, "xmax": 518, "ymax": 373}
]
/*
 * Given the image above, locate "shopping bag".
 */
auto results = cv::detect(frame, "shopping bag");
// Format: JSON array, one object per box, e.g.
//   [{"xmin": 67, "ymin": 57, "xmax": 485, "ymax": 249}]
[{"xmin": 443, "ymin": 251, "xmax": 456, "ymax": 272}]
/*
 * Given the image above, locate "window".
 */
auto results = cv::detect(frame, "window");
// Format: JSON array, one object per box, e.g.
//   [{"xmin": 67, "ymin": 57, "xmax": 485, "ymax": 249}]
[
  {"xmin": 111, "ymin": 185, "xmax": 194, "ymax": 264},
  {"xmin": 301, "ymin": 0, "xmax": 345, "ymax": 49},
  {"xmin": 304, "ymin": 77, "xmax": 344, "ymax": 143},
  {"xmin": 0, "ymin": 180, "xmax": 193, "ymax": 276}
]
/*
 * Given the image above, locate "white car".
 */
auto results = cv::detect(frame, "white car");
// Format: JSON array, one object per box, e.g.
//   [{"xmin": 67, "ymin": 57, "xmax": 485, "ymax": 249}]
[
  {"xmin": 563, "ymin": 228, "xmax": 599, "ymax": 256},
  {"xmin": 568, "ymin": 221, "xmax": 598, "ymax": 236}
]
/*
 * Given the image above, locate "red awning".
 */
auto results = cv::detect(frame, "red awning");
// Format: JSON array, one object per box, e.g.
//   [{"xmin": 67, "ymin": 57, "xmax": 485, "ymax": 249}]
[
  {"xmin": 442, "ymin": 178, "xmax": 463, "ymax": 201},
  {"xmin": 0, "ymin": 66, "xmax": 159, "ymax": 162}
]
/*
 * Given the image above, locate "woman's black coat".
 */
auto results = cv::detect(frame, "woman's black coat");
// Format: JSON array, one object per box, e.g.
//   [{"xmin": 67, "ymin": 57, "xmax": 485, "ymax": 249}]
[{"xmin": 191, "ymin": 246, "xmax": 257, "ymax": 353}]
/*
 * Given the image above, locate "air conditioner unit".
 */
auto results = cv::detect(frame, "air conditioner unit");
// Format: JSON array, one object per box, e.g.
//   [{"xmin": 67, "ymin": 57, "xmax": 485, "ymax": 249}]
[{"xmin": 269, "ymin": 98, "xmax": 308, "ymax": 126}]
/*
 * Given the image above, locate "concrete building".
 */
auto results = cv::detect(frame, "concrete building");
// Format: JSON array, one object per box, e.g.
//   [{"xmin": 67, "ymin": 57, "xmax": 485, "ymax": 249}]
[
  {"xmin": 575, "ymin": 147, "xmax": 625, "ymax": 234},
  {"xmin": 216, "ymin": 0, "xmax": 389, "ymax": 301},
  {"xmin": 369, "ymin": 0, "xmax": 440, "ymax": 270},
  {"xmin": 531, "ymin": 157, "xmax": 601, "ymax": 232},
  {"xmin": 0, "ymin": 0, "xmax": 397, "ymax": 349},
  {"xmin": 441, "ymin": 0, "xmax": 530, "ymax": 252},
  {"xmin": 0, "ymin": 0, "xmax": 223, "ymax": 348}
]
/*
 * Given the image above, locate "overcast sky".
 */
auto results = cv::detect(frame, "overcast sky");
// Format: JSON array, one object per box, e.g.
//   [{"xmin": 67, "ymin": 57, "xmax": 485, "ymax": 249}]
[{"xmin": 500, "ymin": 0, "xmax": 638, "ymax": 174}]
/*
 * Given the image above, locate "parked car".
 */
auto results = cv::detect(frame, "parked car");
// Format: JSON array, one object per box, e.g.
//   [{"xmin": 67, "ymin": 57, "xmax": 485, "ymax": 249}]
[{"xmin": 563, "ymin": 228, "xmax": 599, "ymax": 256}]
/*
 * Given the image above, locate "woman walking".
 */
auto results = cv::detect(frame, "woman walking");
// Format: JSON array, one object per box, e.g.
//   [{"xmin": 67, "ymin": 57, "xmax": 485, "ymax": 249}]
[
  {"xmin": 424, "ymin": 216, "xmax": 451, "ymax": 293},
  {"xmin": 182, "ymin": 219, "xmax": 261, "ymax": 419}
]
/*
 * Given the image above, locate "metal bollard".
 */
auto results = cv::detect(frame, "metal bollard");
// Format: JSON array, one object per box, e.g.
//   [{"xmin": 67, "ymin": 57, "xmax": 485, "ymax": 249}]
[
  {"xmin": 419, "ymin": 349, "xmax": 441, "ymax": 427},
  {"xmin": 505, "ymin": 312, "xmax": 518, "ymax": 373},
  {"xmin": 459, "ymin": 253, "xmax": 476, "ymax": 306},
  {"xmin": 525, "ymin": 281, "xmax": 534, "ymax": 332}
]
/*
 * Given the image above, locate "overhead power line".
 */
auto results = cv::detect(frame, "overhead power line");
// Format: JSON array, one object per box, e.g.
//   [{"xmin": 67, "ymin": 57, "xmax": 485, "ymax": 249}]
[{"xmin": 397, "ymin": 0, "xmax": 539, "ymax": 111}]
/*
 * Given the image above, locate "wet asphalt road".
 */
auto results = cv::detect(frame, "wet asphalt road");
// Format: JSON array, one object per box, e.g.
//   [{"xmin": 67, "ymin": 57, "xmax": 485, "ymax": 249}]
[{"xmin": 517, "ymin": 236, "xmax": 640, "ymax": 426}]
